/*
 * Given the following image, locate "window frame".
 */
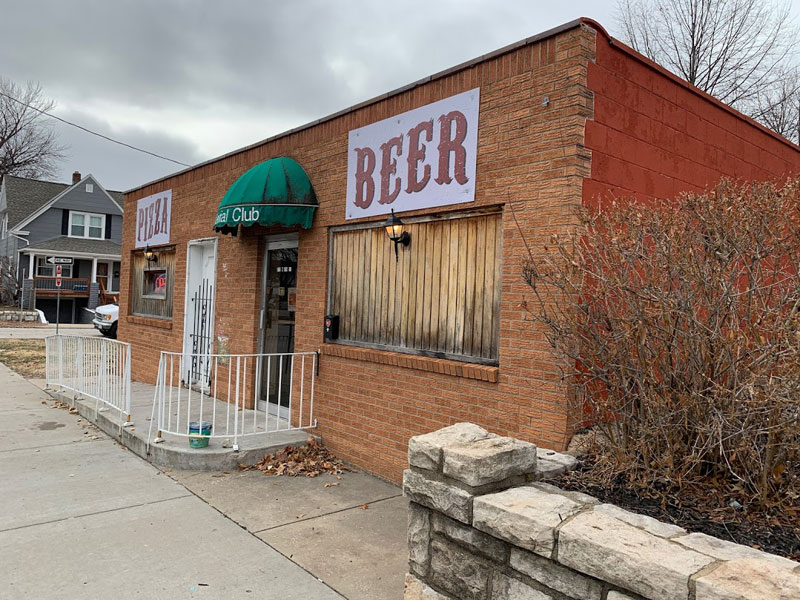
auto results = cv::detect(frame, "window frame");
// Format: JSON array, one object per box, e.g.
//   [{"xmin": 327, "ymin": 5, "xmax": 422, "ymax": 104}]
[
  {"xmin": 326, "ymin": 207, "xmax": 502, "ymax": 366},
  {"xmin": 130, "ymin": 246, "xmax": 175, "ymax": 320},
  {"xmin": 69, "ymin": 211, "xmax": 106, "ymax": 239},
  {"xmin": 141, "ymin": 266, "xmax": 168, "ymax": 300},
  {"xmin": 36, "ymin": 256, "xmax": 72, "ymax": 278}
]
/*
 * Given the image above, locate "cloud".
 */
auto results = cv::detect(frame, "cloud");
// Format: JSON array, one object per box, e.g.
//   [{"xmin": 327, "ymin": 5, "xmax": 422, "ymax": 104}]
[
  {"xmin": 49, "ymin": 108, "xmax": 203, "ymax": 191},
  {"xmin": 1, "ymin": 1, "xmax": 621, "ymax": 190}
]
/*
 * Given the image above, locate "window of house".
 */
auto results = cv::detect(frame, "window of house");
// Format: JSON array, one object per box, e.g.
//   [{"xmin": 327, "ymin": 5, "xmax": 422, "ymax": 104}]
[
  {"xmin": 69, "ymin": 211, "xmax": 105, "ymax": 239},
  {"xmin": 327, "ymin": 210, "xmax": 502, "ymax": 364},
  {"xmin": 131, "ymin": 247, "xmax": 174, "ymax": 319},
  {"xmin": 36, "ymin": 257, "xmax": 72, "ymax": 278},
  {"xmin": 1, "ymin": 214, "xmax": 7, "ymax": 239}
]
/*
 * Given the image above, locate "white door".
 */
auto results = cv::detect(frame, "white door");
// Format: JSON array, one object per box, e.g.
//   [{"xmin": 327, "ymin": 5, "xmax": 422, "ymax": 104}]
[{"xmin": 182, "ymin": 239, "xmax": 217, "ymax": 385}]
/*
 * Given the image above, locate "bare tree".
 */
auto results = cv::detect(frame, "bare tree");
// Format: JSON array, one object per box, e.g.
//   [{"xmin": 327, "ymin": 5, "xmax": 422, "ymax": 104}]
[
  {"xmin": 0, "ymin": 78, "xmax": 65, "ymax": 179},
  {"xmin": 617, "ymin": 0, "xmax": 799, "ymax": 132},
  {"xmin": 751, "ymin": 67, "xmax": 800, "ymax": 144},
  {"xmin": 0, "ymin": 257, "xmax": 19, "ymax": 305}
]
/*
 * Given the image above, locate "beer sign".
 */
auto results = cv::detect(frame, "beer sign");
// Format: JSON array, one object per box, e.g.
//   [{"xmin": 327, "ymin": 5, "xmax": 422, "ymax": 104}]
[
  {"xmin": 136, "ymin": 189, "xmax": 172, "ymax": 248},
  {"xmin": 345, "ymin": 88, "xmax": 480, "ymax": 219}
]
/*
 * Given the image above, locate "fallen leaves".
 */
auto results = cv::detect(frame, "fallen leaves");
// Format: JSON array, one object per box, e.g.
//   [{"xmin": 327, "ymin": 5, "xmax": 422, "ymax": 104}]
[{"xmin": 239, "ymin": 437, "xmax": 351, "ymax": 478}]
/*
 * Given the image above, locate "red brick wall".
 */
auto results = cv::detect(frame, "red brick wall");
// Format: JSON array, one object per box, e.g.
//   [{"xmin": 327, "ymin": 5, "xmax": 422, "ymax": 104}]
[
  {"xmin": 120, "ymin": 21, "xmax": 799, "ymax": 483},
  {"xmin": 583, "ymin": 23, "xmax": 800, "ymax": 207},
  {"xmin": 121, "ymin": 25, "xmax": 595, "ymax": 482}
]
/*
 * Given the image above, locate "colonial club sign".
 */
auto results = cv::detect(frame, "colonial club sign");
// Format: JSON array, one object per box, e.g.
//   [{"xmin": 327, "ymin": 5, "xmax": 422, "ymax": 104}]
[
  {"xmin": 345, "ymin": 88, "xmax": 479, "ymax": 219},
  {"xmin": 135, "ymin": 189, "xmax": 172, "ymax": 248}
]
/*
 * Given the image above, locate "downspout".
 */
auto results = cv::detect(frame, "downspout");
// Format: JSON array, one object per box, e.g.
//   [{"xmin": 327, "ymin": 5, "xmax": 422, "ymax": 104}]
[{"xmin": 9, "ymin": 231, "xmax": 29, "ymax": 280}]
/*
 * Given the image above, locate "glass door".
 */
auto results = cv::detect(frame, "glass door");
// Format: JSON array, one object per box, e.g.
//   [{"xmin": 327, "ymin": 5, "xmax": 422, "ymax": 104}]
[{"xmin": 258, "ymin": 238, "xmax": 298, "ymax": 417}]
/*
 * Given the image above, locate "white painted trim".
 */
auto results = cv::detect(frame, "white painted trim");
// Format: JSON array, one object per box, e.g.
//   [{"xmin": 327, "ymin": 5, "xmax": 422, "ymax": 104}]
[
  {"xmin": 181, "ymin": 237, "xmax": 218, "ymax": 384},
  {"xmin": 19, "ymin": 248, "xmax": 120, "ymax": 260},
  {"xmin": 68, "ymin": 210, "xmax": 106, "ymax": 239},
  {"xmin": 256, "ymin": 233, "xmax": 299, "ymax": 416},
  {"xmin": 13, "ymin": 173, "xmax": 122, "ymax": 231},
  {"xmin": 35, "ymin": 255, "xmax": 73, "ymax": 278}
]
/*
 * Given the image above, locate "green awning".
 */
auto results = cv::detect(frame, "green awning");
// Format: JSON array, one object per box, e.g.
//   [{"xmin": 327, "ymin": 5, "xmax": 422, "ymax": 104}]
[{"xmin": 214, "ymin": 157, "xmax": 317, "ymax": 235}]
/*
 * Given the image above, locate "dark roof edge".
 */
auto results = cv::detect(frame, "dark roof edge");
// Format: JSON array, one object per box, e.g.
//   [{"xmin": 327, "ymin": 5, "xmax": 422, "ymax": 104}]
[
  {"xmin": 125, "ymin": 18, "xmax": 586, "ymax": 195},
  {"xmin": 580, "ymin": 17, "xmax": 800, "ymax": 154}
]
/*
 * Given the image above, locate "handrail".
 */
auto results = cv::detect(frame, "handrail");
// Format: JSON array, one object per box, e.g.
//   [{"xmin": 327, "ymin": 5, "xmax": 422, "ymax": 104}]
[
  {"xmin": 149, "ymin": 350, "xmax": 317, "ymax": 452},
  {"xmin": 45, "ymin": 335, "xmax": 132, "ymax": 428}
]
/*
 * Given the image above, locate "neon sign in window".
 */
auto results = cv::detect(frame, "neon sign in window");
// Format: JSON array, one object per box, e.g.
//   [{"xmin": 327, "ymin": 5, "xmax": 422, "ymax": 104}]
[{"xmin": 142, "ymin": 268, "xmax": 167, "ymax": 299}]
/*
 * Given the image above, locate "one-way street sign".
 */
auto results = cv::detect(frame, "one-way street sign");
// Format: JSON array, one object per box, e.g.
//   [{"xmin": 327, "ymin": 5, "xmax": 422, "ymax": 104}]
[{"xmin": 45, "ymin": 256, "xmax": 73, "ymax": 265}]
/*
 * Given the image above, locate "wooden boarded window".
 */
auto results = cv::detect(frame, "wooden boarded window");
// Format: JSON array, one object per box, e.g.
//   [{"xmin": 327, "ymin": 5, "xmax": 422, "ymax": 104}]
[
  {"xmin": 329, "ymin": 211, "xmax": 502, "ymax": 364},
  {"xmin": 130, "ymin": 247, "xmax": 175, "ymax": 319}
]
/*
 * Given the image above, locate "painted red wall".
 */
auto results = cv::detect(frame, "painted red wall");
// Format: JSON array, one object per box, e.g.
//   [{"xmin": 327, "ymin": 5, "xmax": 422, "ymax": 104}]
[{"xmin": 583, "ymin": 23, "xmax": 800, "ymax": 207}]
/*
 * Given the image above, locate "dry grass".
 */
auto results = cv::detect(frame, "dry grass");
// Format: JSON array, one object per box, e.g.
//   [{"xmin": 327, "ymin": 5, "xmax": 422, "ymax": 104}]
[{"xmin": 0, "ymin": 339, "xmax": 46, "ymax": 379}]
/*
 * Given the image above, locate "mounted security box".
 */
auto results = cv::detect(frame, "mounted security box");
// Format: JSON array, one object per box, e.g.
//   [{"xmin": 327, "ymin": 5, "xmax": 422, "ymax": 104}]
[{"xmin": 324, "ymin": 314, "xmax": 339, "ymax": 340}]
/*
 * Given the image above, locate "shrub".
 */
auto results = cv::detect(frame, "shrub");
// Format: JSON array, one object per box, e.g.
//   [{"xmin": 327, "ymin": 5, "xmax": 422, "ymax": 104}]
[{"xmin": 524, "ymin": 178, "xmax": 800, "ymax": 508}]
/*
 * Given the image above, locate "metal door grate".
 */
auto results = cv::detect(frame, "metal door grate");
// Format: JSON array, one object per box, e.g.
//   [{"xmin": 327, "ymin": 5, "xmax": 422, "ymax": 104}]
[{"xmin": 188, "ymin": 278, "xmax": 213, "ymax": 384}]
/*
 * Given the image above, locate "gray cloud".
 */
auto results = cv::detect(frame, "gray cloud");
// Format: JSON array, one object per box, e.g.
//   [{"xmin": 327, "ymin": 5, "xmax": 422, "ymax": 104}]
[
  {"xmin": 0, "ymin": 1, "xmax": 625, "ymax": 190},
  {"xmin": 50, "ymin": 109, "xmax": 203, "ymax": 191}
]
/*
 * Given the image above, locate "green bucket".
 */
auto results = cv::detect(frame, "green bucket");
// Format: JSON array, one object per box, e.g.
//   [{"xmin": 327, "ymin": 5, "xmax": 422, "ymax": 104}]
[{"xmin": 188, "ymin": 421, "xmax": 212, "ymax": 449}]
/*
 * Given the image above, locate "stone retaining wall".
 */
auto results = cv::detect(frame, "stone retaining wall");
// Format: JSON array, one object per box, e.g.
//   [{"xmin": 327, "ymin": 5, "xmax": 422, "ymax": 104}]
[
  {"xmin": 0, "ymin": 309, "xmax": 38, "ymax": 322},
  {"xmin": 403, "ymin": 423, "xmax": 800, "ymax": 600}
]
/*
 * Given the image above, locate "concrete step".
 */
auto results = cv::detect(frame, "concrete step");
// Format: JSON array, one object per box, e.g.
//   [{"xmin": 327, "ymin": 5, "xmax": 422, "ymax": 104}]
[{"xmin": 44, "ymin": 387, "xmax": 313, "ymax": 471}]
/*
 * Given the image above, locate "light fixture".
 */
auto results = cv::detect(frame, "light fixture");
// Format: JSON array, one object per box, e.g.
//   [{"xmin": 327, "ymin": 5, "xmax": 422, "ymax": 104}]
[
  {"xmin": 384, "ymin": 209, "xmax": 411, "ymax": 261},
  {"xmin": 144, "ymin": 245, "xmax": 158, "ymax": 265}
]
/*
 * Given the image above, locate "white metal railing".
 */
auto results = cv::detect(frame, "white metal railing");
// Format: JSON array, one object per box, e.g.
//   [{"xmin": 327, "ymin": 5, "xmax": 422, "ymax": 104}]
[
  {"xmin": 149, "ymin": 351, "xmax": 318, "ymax": 451},
  {"xmin": 45, "ymin": 335, "xmax": 132, "ymax": 425}
]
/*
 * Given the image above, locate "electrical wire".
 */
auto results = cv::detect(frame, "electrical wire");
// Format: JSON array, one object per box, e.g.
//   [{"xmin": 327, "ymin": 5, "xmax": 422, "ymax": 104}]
[{"xmin": 0, "ymin": 90, "xmax": 192, "ymax": 167}]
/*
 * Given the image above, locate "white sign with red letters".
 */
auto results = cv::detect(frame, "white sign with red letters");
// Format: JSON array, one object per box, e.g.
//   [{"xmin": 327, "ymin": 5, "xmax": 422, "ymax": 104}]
[
  {"xmin": 135, "ymin": 189, "xmax": 172, "ymax": 248},
  {"xmin": 345, "ymin": 88, "xmax": 479, "ymax": 219}
]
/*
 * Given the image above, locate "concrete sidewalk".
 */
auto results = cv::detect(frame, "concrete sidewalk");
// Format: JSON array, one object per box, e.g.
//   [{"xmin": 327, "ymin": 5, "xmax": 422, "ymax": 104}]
[
  {"xmin": 0, "ymin": 362, "xmax": 345, "ymax": 599},
  {"xmin": 0, "ymin": 324, "xmax": 100, "ymax": 339}
]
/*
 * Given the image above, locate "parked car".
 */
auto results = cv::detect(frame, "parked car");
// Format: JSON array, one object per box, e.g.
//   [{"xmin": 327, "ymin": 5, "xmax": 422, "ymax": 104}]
[{"xmin": 93, "ymin": 304, "xmax": 119, "ymax": 338}]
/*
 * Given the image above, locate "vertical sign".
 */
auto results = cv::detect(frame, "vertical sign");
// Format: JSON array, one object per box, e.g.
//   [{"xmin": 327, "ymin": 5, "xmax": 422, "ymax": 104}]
[
  {"xmin": 55, "ymin": 265, "xmax": 62, "ymax": 335},
  {"xmin": 345, "ymin": 88, "xmax": 480, "ymax": 219},
  {"xmin": 136, "ymin": 190, "xmax": 172, "ymax": 248}
]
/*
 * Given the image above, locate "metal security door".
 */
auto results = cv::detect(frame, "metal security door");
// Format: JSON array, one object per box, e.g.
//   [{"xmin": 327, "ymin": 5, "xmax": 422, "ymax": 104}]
[
  {"xmin": 188, "ymin": 277, "xmax": 213, "ymax": 384},
  {"xmin": 182, "ymin": 239, "xmax": 217, "ymax": 386}
]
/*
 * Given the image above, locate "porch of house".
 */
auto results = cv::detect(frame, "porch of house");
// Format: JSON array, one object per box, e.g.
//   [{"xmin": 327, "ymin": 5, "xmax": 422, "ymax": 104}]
[{"xmin": 22, "ymin": 252, "xmax": 121, "ymax": 323}]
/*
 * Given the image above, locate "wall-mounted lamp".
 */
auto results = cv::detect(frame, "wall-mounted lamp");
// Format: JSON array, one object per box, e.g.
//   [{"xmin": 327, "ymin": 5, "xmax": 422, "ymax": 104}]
[
  {"xmin": 144, "ymin": 245, "xmax": 158, "ymax": 265},
  {"xmin": 384, "ymin": 209, "xmax": 411, "ymax": 261}
]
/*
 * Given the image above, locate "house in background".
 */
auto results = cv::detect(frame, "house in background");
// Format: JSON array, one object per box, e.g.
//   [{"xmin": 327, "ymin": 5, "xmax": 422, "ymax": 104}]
[{"xmin": 0, "ymin": 171, "xmax": 123, "ymax": 323}]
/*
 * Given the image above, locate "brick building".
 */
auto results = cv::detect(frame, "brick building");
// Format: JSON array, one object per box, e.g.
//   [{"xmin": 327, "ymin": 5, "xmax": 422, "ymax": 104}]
[{"xmin": 121, "ymin": 19, "xmax": 800, "ymax": 482}]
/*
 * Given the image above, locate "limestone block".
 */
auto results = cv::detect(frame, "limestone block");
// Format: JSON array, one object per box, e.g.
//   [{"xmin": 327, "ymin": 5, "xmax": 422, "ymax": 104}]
[
  {"xmin": 606, "ymin": 592, "xmax": 637, "ymax": 600},
  {"xmin": 558, "ymin": 510, "xmax": 714, "ymax": 600},
  {"xmin": 694, "ymin": 559, "xmax": 800, "ymax": 600},
  {"xmin": 527, "ymin": 482, "xmax": 599, "ymax": 505},
  {"xmin": 429, "ymin": 538, "xmax": 492, "ymax": 600},
  {"xmin": 593, "ymin": 503, "xmax": 685, "ymax": 539},
  {"xmin": 490, "ymin": 573, "xmax": 554, "ymax": 599},
  {"xmin": 510, "ymin": 548, "xmax": 602, "ymax": 599},
  {"xmin": 404, "ymin": 573, "xmax": 452, "ymax": 600},
  {"xmin": 674, "ymin": 532, "xmax": 799, "ymax": 571},
  {"xmin": 403, "ymin": 469, "xmax": 473, "ymax": 524},
  {"xmin": 409, "ymin": 502, "xmax": 432, "ymax": 576},
  {"xmin": 473, "ymin": 486, "xmax": 584, "ymax": 558},
  {"xmin": 409, "ymin": 423, "xmax": 490, "ymax": 471},
  {"xmin": 431, "ymin": 512, "xmax": 508, "ymax": 563},
  {"xmin": 535, "ymin": 448, "xmax": 577, "ymax": 478},
  {"xmin": 442, "ymin": 436, "xmax": 537, "ymax": 487}
]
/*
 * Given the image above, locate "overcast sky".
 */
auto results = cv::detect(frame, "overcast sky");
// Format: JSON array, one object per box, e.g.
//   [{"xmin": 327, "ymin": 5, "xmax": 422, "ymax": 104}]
[{"xmin": 4, "ymin": 0, "xmax": 788, "ymax": 192}]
